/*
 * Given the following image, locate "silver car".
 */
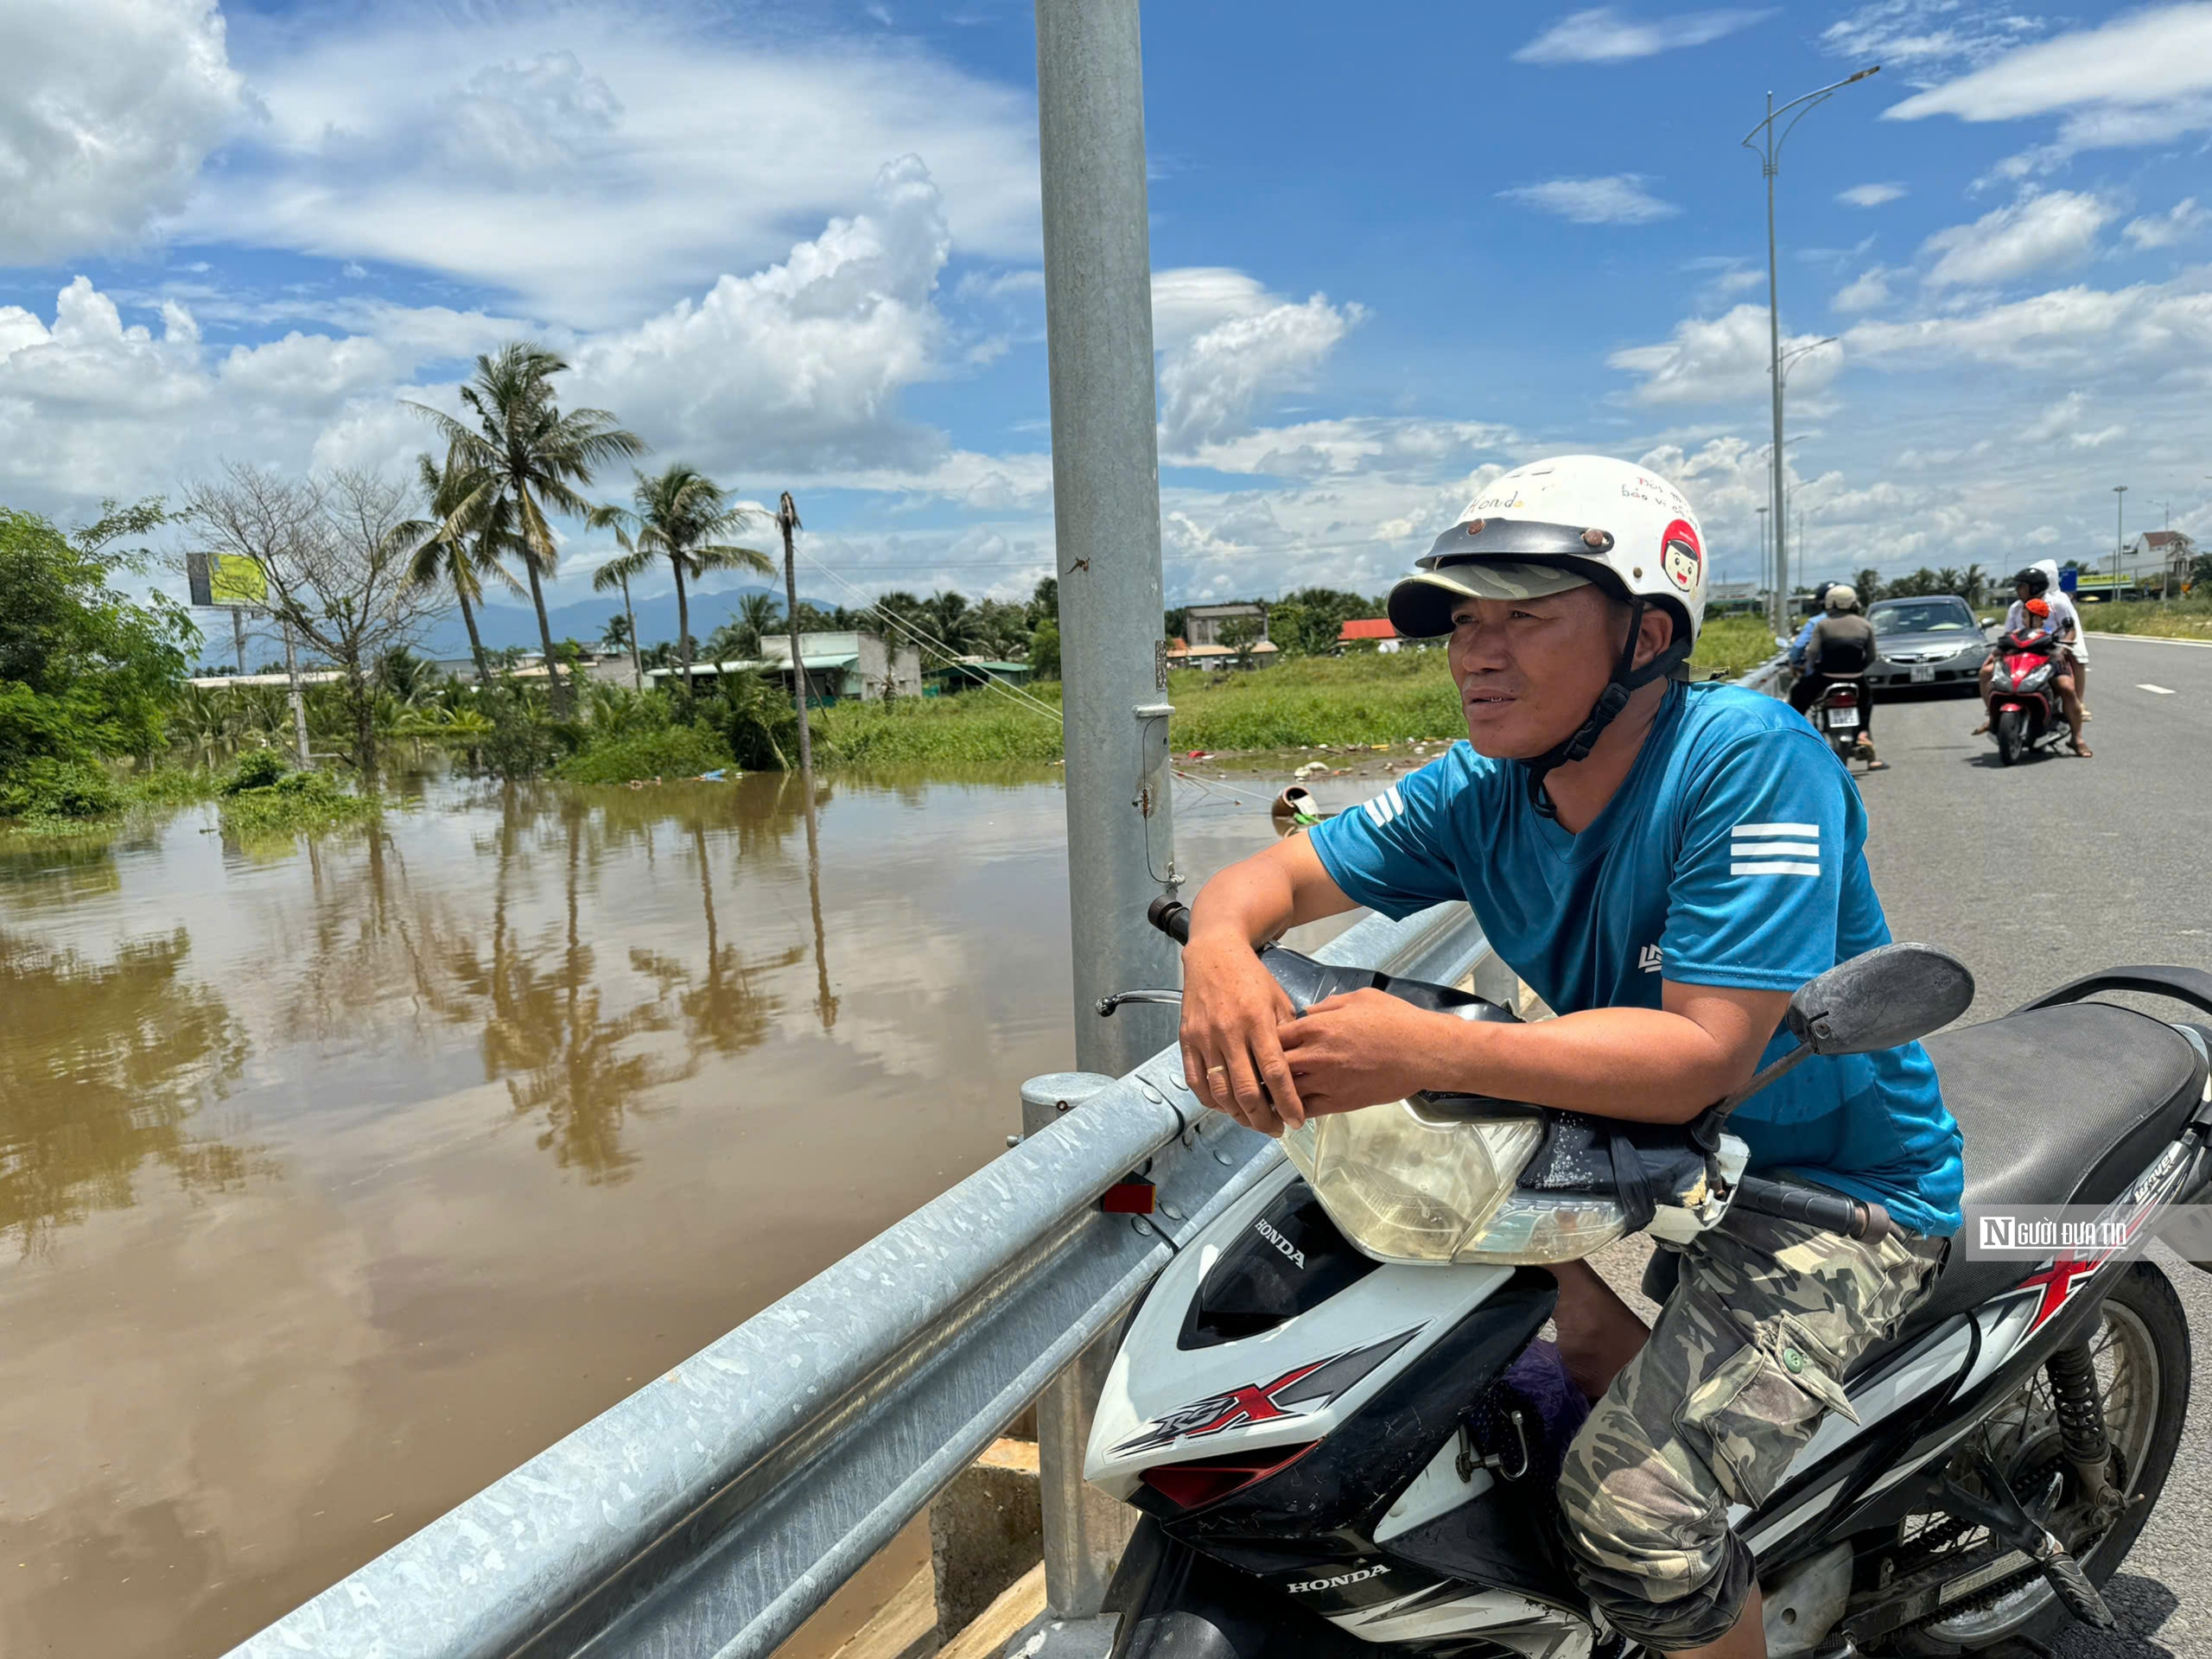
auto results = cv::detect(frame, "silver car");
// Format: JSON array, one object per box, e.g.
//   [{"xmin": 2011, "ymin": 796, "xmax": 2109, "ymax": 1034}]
[{"xmin": 1863, "ymin": 594, "xmax": 1990, "ymax": 690}]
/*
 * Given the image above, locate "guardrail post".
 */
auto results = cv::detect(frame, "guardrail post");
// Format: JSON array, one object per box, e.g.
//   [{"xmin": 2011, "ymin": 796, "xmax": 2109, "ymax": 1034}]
[{"xmin": 1022, "ymin": 1074, "xmax": 1138, "ymax": 1618}]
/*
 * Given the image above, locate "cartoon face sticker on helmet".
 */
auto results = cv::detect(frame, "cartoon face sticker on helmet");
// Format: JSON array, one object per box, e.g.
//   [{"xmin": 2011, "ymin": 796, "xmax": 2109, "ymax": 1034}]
[{"xmin": 1659, "ymin": 518, "xmax": 1702, "ymax": 594}]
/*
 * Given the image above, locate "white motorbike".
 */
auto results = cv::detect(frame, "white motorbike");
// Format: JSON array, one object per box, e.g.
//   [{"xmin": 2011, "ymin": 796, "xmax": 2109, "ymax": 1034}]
[{"xmin": 1086, "ymin": 901, "xmax": 2212, "ymax": 1658}]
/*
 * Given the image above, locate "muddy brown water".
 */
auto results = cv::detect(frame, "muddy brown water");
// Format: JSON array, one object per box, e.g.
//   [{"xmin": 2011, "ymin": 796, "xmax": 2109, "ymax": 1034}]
[{"xmin": 0, "ymin": 753, "xmax": 1421, "ymax": 1656}]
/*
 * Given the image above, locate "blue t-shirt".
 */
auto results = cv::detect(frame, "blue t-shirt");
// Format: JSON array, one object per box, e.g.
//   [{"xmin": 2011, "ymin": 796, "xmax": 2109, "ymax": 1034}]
[{"xmin": 1308, "ymin": 682, "xmax": 1962, "ymax": 1236}]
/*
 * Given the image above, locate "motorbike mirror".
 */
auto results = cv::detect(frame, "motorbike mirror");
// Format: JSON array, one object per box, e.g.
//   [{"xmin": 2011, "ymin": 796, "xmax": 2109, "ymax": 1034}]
[{"xmin": 1784, "ymin": 944, "xmax": 1975, "ymax": 1055}]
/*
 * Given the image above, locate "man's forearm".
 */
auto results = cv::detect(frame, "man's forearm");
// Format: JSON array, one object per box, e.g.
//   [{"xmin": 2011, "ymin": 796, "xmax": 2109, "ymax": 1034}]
[{"xmin": 1415, "ymin": 1005, "xmax": 1764, "ymax": 1122}]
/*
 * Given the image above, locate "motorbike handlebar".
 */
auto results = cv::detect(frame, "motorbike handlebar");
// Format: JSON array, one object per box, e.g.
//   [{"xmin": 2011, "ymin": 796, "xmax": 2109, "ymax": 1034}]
[
  {"xmin": 1148, "ymin": 897, "xmax": 1193, "ymax": 944},
  {"xmin": 1731, "ymin": 1173, "xmax": 1895, "ymax": 1245}
]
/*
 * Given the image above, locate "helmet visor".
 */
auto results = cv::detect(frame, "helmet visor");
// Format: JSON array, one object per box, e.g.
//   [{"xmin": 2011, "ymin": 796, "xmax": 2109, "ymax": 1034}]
[{"xmin": 1389, "ymin": 518, "xmax": 1615, "ymax": 639}]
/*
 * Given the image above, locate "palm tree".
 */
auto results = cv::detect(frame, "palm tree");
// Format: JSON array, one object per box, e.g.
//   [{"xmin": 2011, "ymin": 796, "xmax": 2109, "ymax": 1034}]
[
  {"xmin": 408, "ymin": 342, "xmax": 643, "ymax": 713},
  {"xmin": 591, "ymin": 465, "xmax": 771, "ymax": 701},
  {"xmin": 925, "ymin": 590, "xmax": 983, "ymax": 656},
  {"xmin": 707, "ymin": 592, "xmax": 783, "ymax": 662},
  {"xmin": 594, "ymin": 569, "xmax": 645, "ymax": 691},
  {"xmin": 394, "ymin": 447, "xmax": 520, "ymax": 684}
]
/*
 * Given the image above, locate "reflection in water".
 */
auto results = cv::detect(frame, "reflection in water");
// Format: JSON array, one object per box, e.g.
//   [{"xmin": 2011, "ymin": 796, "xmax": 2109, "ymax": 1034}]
[
  {"xmin": 0, "ymin": 926, "xmax": 251, "ymax": 1252},
  {"xmin": 3, "ymin": 760, "xmax": 1310, "ymax": 1658}
]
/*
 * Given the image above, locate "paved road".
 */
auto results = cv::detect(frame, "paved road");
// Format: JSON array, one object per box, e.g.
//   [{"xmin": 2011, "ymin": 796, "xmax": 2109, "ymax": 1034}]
[{"xmin": 1859, "ymin": 633, "xmax": 2212, "ymax": 1657}]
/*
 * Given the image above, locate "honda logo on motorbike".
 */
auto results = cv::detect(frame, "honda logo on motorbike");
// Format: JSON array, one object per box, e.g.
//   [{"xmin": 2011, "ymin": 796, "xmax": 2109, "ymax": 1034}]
[
  {"xmin": 1254, "ymin": 1217, "xmax": 1306, "ymax": 1268},
  {"xmin": 1286, "ymin": 1564, "xmax": 1391, "ymax": 1594}
]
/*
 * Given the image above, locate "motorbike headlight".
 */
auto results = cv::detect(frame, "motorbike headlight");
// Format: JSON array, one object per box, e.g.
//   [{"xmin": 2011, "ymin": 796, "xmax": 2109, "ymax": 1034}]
[
  {"xmin": 2021, "ymin": 664, "xmax": 2052, "ymax": 690},
  {"xmin": 1281, "ymin": 1109, "xmax": 1544, "ymax": 1264},
  {"xmin": 1988, "ymin": 665, "xmax": 2013, "ymax": 692}
]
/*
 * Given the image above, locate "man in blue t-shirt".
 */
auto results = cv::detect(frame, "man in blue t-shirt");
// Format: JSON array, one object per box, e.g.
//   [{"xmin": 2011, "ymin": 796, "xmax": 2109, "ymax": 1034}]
[{"xmin": 1177, "ymin": 455, "xmax": 1958, "ymax": 1658}]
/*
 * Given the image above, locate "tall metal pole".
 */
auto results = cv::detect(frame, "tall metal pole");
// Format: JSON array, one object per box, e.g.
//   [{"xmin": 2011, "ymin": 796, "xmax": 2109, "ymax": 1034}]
[
  {"xmin": 1762, "ymin": 92, "xmax": 1787, "ymax": 638},
  {"xmin": 1037, "ymin": 0, "xmax": 1178, "ymax": 1082},
  {"xmin": 777, "ymin": 492, "xmax": 813, "ymax": 779},
  {"xmin": 231, "ymin": 607, "xmax": 249, "ymax": 674},
  {"xmin": 1033, "ymin": 0, "xmax": 1176, "ymax": 1626},
  {"xmin": 1745, "ymin": 67, "xmax": 1877, "ymax": 636},
  {"xmin": 2113, "ymin": 485, "xmax": 2127, "ymax": 597}
]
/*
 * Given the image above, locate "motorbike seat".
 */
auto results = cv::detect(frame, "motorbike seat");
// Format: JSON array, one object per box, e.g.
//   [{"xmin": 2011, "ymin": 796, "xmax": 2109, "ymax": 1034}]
[
  {"xmin": 1849, "ymin": 1002, "xmax": 2205, "ymax": 1375},
  {"xmin": 1640, "ymin": 1005, "xmax": 2205, "ymax": 1378}
]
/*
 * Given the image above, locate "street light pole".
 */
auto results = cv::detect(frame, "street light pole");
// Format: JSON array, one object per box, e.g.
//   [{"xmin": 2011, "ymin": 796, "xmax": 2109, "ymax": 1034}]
[
  {"xmin": 1771, "ymin": 340, "xmax": 1837, "ymax": 614},
  {"xmin": 2113, "ymin": 484, "xmax": 2127, "ymax": 598},
  {"xmin": 1745, "ymin": 67, "xmax": 1878, "ymax": 636}
]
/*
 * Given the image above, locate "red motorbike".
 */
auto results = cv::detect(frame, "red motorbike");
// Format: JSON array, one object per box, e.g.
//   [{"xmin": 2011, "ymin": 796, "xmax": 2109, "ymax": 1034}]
[{"xmin": 1986, "ymin": 628, "xmax": 2065, "ymax": 766}]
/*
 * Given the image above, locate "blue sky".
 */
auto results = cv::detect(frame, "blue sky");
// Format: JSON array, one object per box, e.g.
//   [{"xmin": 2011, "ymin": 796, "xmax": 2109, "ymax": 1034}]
[{"xmin": 5, "ymin": 0, "xmax": 2211, "ymax": 619}]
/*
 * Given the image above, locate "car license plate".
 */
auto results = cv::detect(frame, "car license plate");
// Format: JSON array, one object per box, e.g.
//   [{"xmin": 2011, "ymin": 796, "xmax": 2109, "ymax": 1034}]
[
  {"xmin": 1827, "ymin": 708, "xmax": 1860, "ymax": 729},
  {"xmin": 1910, "ymin": 664, "xmax": 1936, "ymax": 683}
]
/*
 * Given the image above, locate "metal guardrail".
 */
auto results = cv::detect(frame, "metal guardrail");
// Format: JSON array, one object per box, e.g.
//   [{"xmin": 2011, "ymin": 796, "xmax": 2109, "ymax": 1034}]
[
  {"xmin": 228, "ymin": 899, "xmax": 1492, "ymax": 1659},
  {"xmin": 1736, "ymin": 647, "xmax": 1792, "ymax": 698}
]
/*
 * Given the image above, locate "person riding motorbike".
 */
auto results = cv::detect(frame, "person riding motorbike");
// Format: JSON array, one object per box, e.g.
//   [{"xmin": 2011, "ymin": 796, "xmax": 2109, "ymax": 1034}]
[
  {"xmin": 2037, "ymin": 555, "xmax": 2091, "ymax": 721},
  {"xmin": 1790, "ymin": 582, "xmax": 1886, "ymax": 771},
  {"xmin": 1977, "ymin": 565, "xmax": 2088, "ymax": 756},
  {"xmin": 1784, "ymin": 582, "xmax": 1830, "ymax": 675},
  {"xmin": 1177, "ymin": 455, "xmax": 1959, "ymax": 1659}
]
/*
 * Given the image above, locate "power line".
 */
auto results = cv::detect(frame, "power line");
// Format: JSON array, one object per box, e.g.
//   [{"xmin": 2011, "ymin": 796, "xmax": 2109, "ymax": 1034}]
[{"xmin": 791, "ymin": 544, "xmax": 1065, "ymax": 724}]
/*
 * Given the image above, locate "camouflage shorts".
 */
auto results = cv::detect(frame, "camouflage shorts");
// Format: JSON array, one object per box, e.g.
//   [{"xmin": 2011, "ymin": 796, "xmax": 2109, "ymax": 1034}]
[{"xmin": 1554, "ymin": 1210, "xmax": 1946, "ymax": 1651}]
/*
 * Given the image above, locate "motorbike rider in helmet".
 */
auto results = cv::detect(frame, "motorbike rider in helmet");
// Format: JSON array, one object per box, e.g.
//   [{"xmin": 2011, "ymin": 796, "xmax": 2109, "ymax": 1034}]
[
  {"xmin": 1790, "ymin": 583, "xmax": 1886, "ymax": 771},
  {"xmin": 1784, "ymin": 582, "xmax": 1830, "ymax": 677},
  {"xmin": 1175, "ymin": 455, "xmax": 1957, "ymax": 1658},
  {"xmin": 1976, "ymin": 566, "xmax": 2089, "ymax": 756}
]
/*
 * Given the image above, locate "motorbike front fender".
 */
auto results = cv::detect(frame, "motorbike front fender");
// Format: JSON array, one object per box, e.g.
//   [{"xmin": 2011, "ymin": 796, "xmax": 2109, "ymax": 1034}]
[{"xmin": 1106, "ymin": 1518, "xmax": 1378, "ymax": 1659}]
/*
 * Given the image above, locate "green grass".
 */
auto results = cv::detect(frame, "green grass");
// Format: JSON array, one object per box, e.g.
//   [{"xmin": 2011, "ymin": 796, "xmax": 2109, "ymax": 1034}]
[
  {"xmin": 2072, "ymin": 596, "xmax": 2212, "ymax": 640},
  {"xmin": 554, "ymin": 725, "xmax": 735, "ymax": 785},
  {"xmin": 803, "ymin": 623, "xmax": 1783, "ymax": 767},
  {"xmin": 215, "ymin": 768, "xmax": 383, "ymax": 838}
]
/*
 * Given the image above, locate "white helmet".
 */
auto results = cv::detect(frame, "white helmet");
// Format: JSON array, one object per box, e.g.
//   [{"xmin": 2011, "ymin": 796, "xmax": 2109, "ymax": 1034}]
[
  {"xmin": 1388, "ymin": 455, "xmax": 1708, "ymax": 817},
  {"xmin": 1388, "ymin": 454, "xmax": 1707, "ymax": 651},
  {"xmin": 1826, "ymin": 583, "xmax": 1859, "ymax": 613}
]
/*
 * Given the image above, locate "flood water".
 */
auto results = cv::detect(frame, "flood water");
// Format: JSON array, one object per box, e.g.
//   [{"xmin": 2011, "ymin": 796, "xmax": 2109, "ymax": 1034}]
[{"xmin": 0, "ymin": 759, "xmax": 1377, "ymax": 1656}]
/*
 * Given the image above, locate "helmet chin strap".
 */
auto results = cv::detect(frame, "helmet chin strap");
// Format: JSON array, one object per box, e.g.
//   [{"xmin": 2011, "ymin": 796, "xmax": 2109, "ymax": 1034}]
[{"xmin": 1521, "ymin": 599, "xmax": 1687, "ymax": 820}]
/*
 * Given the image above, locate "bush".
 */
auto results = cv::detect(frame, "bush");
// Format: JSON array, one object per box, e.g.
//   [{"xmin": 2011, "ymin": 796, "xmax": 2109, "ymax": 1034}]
[
  {"xmin": 0, "ymin": 756, "xmax": 125, "ymax": 819},
  {"xmin": 218, "ymin": 769, "xmax": 380, "ymax": 838},
  {"xmin": 553, "ymin": 724, "xmax": 735, "ymax": 785},
  {"xmin": 715, "ymin": 671, "xmax": 814, "ymax": 771},
  {"xmin": 220, "ymin": 747, "xmax": 291, "ymax": 795}
]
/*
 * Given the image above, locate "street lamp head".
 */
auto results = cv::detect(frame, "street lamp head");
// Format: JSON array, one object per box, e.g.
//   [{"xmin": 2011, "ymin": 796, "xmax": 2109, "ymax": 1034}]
[{"xmin": 1845, "ymin": 65, "xmax": 1881, "ymax": 84}]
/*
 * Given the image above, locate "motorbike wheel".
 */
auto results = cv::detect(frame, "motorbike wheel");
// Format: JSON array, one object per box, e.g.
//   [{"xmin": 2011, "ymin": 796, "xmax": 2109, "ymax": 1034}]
[
  {"xmin": 1885, "ymin": 1262, "xmax": 2190, "ymax": 1656},
  {"xmin": 1995, "ymin": 709, "xmax": 2025, "ymax": 767}
]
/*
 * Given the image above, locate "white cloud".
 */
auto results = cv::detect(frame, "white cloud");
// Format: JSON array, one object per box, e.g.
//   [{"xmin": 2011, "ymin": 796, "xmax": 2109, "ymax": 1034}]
[
  {"xmin": 1822, "ymin": 2, "xmax": 2045, "ymax": 73},
  {"xmin": 1610, "ymin": 306, "xmax": 1841, "ymax": 404},
  {"xmin": 0, "ymin": 0, "xmax": 247, "ymax": 263},
  {"xmin": 1834, "ymin": 267, "xmax": 1895, "ymax": 312},
  {"xmin": 1839, "ymin": 183, "xmax": 1907, "ymax": 208},
  {"xmin": 1156, "ymin": 289, "xmax": 1362, "ymax": 458},
  {"xmin": 569, "ymin": 156, "xmax": 953, "ymax": 475},
  {"xmin": 180, "ymin": 6, "xmax": 1041, "ymax": 324},
  {"xmin": 1920, "ymin": 190, "xmax": 2111, "ymax": 288},
  {"xmin": 2125, "ymin": 199, "xmax": 2210, "ymax": 251},
  {"xmin": 1512, "ymin": 7, "xmax": 1772, "ymax": 62},
  {"xmin": 2020, "ymin": 391, "xmax": 2126, "ymax": 448},
  {"xmin": 1842, "ymin": 272, "xmax": 2212, "ymax": 373},
  {"xmin": 1885, "ymin": 4, "xmax": 2212, "ymax": 122},
  {"xmin": 1497, "ymin": 175, "xmax": 1680, "ymax": 226}
]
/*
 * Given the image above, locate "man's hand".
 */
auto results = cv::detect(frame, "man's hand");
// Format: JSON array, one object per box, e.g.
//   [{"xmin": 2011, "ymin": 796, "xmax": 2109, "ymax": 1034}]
[
  {"xmin": 1179, "ymin": 936, "xmax": 1305, "ymax": 1135},
  {"xmin": 1277, "ymin": 988, "xmax": 1459, "ymax": 1116}
]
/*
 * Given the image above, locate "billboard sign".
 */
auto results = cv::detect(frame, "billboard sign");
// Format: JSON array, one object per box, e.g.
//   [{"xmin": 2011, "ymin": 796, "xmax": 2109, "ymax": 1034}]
[{"xmin": 186, "ymin": 551, "xmax": 270, "ymax": 608}]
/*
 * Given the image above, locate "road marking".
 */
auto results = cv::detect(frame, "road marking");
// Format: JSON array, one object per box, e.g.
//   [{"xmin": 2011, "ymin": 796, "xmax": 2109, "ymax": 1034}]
[
  {"xmin": 2138, "ymin": 683, "xmax": 2176, "ymax": 695},
  {"xmin": 2084, "ymin": 632, "xmax": 2212, "ymax": 650}
]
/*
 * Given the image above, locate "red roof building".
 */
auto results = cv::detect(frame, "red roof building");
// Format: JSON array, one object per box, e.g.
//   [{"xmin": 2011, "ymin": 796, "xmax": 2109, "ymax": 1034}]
[{"xmin": 1338, "ymin": 618, "xmax": 1398, "ymax": 642}]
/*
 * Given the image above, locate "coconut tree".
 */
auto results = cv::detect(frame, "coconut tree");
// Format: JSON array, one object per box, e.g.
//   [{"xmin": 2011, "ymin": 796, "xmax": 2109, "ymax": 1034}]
[
  {"xmin": 707, "ymin": 592, "xmax": 783, "ymax": 662},
  {"xmin": 408, "ymin": 342, "xmax": 642, "ymax": 713},
  {"xmin": 593, "ymin": 563, "xmax": 645, "ymax": 691},
  {"xmin": 394, "ymin": 447, "xmax": 521, "ymax": 685},
  {"xmin": 591, "ymin": 465, "xmax": 771, "ymax": 702}
]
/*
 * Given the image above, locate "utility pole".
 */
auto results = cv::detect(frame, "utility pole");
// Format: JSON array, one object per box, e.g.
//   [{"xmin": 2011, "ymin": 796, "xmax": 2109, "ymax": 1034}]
[
  {"xmin": 1032, "ymin": 0, "xmax": 1175, "ymax": 1629},
  {"xmin": 1756, "ymin": 506, "xmax": 1770, "ymax": 616},
  {"xmin": 1745, "ymin": 67, "xmax": 1878, "ymax": 636},
  {"xmin": 777, "ymin": 492, "xmax": 812, "ymax": 779},
  {"xmin": 1036, "ymin": 0, "xmax": 1178, "ymax": 1083},
  {"xmin": 2113, "ymin": 484, "xmax": 2127, "ymax": 599}
]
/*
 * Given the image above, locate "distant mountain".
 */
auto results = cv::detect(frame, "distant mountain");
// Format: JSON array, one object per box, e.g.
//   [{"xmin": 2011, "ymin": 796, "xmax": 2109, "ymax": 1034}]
[{"xmin": 413, "ymin": 582, "xmax": 838, "ymax": 660}]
